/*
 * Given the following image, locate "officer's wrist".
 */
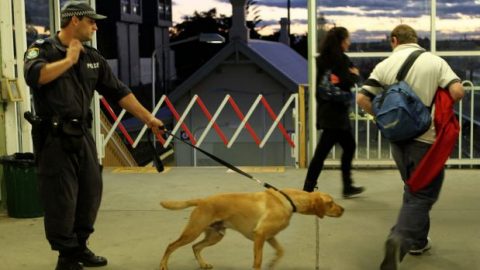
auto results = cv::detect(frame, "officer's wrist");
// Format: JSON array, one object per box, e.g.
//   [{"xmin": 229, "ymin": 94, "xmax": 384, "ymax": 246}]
[
  {"xmin": 146, "ymin": 116, "xmax": 156, "ymax": 127},
  {"xmin": 64, "ymin": 57, "xmax": 74, "ymax": 67}
]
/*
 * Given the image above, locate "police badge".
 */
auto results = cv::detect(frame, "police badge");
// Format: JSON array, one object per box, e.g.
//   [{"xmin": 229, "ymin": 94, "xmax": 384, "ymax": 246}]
[{"xmin": 26, "ymin": 48, "xmax": 40, "ymax": 59}]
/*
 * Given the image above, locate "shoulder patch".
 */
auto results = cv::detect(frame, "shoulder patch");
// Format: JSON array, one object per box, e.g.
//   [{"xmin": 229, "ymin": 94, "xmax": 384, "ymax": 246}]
[{"xmin": 26, "ymin": 48, "xmax": 40, "ymax": 59}]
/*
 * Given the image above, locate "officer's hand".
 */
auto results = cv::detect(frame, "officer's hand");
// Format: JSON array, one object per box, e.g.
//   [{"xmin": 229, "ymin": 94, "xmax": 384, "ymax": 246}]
[
  {"xmin": 67, "ymin": 39, "xmax": 84, "ymax": 64},
  {"xmin": 147, "ymin": 117, "xmax": 165, "ymax": 135}
]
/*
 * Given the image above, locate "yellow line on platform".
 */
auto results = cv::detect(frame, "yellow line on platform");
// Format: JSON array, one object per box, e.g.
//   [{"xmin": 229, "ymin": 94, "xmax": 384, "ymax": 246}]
[
  {"xmin": 226, "ymin": 166, "xmax": 285, "ymax": 173},
  {"xmin": 110, "ymin": 166, "xmax": 284, "ymax": 174},
  {"xmin": 111, "ymin": 167, "xmax": 171, "ymax": 174}
]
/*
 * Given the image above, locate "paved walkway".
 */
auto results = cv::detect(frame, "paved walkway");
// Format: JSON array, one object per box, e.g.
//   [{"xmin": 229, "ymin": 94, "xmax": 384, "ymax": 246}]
[{"xmin": 1, "ymin": 167, "xmax": 479, "ymax": 270}]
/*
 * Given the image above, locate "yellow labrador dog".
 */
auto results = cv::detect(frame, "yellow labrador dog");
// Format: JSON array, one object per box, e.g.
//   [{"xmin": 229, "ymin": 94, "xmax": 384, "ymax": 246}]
[{"xmin": 159, "ymin": 188, "xmax": 344, "ymax": 270}]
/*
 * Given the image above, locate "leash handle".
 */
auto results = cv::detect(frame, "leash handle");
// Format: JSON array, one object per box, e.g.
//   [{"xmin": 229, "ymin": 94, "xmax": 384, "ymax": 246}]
[{"xmin": 147, "ymin": 130, "xmax": 164, "ymax": 172}]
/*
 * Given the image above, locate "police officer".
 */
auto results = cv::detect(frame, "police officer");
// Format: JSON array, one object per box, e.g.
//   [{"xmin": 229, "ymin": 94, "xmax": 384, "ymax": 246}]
[{"xmin": 23, "ymin": 1, "xmax": 164, "ymax": 270}]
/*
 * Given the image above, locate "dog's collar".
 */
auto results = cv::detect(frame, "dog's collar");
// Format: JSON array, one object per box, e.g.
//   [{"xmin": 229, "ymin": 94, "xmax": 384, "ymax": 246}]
[
  {"xmin": 263, "ymin": 184, "xmax": 296, "ymax": 212},
  {"xmin": 278, "ymin": 190, "xmax": 297, "ymax": 213}
]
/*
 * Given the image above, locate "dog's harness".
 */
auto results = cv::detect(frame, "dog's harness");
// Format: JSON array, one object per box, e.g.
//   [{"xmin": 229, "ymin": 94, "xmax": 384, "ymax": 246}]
[{"xmin": 152, "ymin": 130, "xmax": 297, "ymax": 213}]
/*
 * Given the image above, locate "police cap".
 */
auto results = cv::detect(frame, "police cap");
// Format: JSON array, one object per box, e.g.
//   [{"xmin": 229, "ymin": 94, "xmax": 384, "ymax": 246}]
[{"xmin": 61, "ymin": 0, "xmax": 107, "ymax": 20}]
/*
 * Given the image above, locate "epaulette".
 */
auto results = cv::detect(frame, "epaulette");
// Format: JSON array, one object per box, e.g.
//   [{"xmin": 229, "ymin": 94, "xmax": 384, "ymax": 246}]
[{"xmin": 33, "ymin": 38, "xmax": 52, "ymax": 46}]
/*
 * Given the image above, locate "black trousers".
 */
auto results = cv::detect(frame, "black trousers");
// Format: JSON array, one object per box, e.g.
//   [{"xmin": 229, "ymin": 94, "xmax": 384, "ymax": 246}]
[
  {"xmin": 303, "ymin": 128, "xmax": 356, "ymax": 192},
  {"xmin": 36, "ymin": 132, "xmax": 102, "ymax": 251}
]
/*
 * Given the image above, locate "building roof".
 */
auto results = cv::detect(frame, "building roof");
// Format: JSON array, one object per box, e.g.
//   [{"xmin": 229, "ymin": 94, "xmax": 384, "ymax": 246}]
[{"xmin": 169, "ymin": 39, "xmax": 307, "ymax": 103}]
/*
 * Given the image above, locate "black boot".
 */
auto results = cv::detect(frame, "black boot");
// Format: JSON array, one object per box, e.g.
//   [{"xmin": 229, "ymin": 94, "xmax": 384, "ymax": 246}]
[
  {"xmin": 55, "ymin": 257, "xmax": 83, "ymax": 270},
  {"xmin": 76, "ymin": 248, "xmax": 108, "ymax": 267},
  {"xmin": 343, "ymin": 185, "xmax": 365, "ymax": 198}
]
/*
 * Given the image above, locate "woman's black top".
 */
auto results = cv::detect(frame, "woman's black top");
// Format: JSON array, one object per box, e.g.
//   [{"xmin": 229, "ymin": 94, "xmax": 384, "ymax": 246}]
[{"xmin": 315, "ymin": 53, "xmax": 359, "ymax": 130}]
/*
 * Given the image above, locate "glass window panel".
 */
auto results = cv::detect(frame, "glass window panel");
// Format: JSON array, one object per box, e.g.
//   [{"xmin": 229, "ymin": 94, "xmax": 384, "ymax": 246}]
[
  {"xmin": 442, "ymin": 56, "xmax": 480, "ymax": 159},
  {"xmin": 159, "ymin": 0, "xmax": 166, "ymax": 20},
  {"xmin": 436, "ymin": 0, "xmax": 480, "ymax": 51},
  {"xmin": 25, "ymin": 0, "xmax": 50, "ymax": 45},
  {"xmin": 165, "ymin": 0, "xmax": 172, "ymax": 21},
  {"xmin": 131, "ymin": 0, "xmax": 141, "ymax": 16},
  {"xmin": 351, "ymin": 56, "xmax": 480, "ymax": 160},
  {"xmin": 443, "ymin": 56, "xmax": 480, "ymax": 85},
  {"xmin": 317, "ymin": 0, "xmax": 431, "ymax": 52},
  {"xmin": 350, "ymin": 57, "xmax": 387, "ymax": 82}
]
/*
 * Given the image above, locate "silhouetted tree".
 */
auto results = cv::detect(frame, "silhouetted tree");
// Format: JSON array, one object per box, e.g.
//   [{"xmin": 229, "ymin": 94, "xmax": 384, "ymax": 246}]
[
  {"xmin": 170, "ymin": 8, "xmax": 262, "ymax": 88},
  {"xmin": 169, "ymin": 9, "xmax": 227, "ymax": 88},
  {"xmin": 171, "ymin": 9, "xmax": 229, "ymax": 42},
  {"xmin": 246, "ymin": 0, "xmax": 263, "ymax": 39}
]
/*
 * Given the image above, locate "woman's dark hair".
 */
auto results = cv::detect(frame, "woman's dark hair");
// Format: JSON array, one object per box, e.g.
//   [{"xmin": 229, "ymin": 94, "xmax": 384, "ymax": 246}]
[{"xmin": 319, "ymin": 26, "xmax": 349, "ymax": 61}]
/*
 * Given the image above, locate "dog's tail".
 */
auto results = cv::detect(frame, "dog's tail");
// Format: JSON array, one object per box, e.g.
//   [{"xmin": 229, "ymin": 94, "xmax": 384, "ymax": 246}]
[{"xmin": 160, "ymin": 199, "xmax": 200, "ymax": 210}]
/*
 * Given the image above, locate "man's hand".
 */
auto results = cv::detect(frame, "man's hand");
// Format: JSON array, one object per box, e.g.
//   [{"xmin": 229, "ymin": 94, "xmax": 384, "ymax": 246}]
[
  {"xmin": 356, "ymin": 92, "xmax": 375, "ymax": 116},
  {"xmin": 38, "ymin": 39, "xmax": 84, "ymax": 85},
  {"xmin": 349, "ymin": 67, "xmax": 360, "ymax": 76},
  {"xmin": 66, "ymin": 39, "xmax": 84, "ymax": 64},
  {"xmin": 147, "ymin": 117, "xmax": 165, "ymax": 135}
]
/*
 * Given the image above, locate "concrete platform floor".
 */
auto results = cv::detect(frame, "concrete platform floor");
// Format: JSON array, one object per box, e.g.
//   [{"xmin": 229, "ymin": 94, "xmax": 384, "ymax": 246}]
[{"xmin": 0, "ymin": 167, "xmax": 479, "ymax": 270}]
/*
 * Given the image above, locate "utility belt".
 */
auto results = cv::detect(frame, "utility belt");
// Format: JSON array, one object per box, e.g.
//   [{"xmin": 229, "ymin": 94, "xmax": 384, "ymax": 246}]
[
  {"xmin": 46, "ymin": 116, "xmax": 90, "ymax": 137},
  {"xmin": 25, "ymin": 112, "xmax": 92, "ymax": 154}
]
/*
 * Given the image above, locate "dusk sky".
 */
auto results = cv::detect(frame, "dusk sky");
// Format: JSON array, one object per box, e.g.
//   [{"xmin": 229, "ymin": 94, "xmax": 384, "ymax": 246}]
[{"xmin": 172, "ymin": 0, "xmax": 480, "ymax": 41}]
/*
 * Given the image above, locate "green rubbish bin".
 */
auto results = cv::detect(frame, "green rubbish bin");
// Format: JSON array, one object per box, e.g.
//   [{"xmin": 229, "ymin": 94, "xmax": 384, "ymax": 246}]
[{"xmin": 0, "ymin": 153, "xmax": 43, "ymax": 218}]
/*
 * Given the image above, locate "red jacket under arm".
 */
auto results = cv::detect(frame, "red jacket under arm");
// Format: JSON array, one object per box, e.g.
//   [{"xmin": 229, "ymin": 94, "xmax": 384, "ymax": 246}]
[{"xmin": 406, "ymin": 88, "xmax": 460, "ymax": 192}]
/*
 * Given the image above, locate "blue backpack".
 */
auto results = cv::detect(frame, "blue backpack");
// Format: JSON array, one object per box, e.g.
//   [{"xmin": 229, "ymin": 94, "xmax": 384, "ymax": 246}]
[{"xmin": 372, "ymin": 50, "xmax": 432, "ymax": 142}]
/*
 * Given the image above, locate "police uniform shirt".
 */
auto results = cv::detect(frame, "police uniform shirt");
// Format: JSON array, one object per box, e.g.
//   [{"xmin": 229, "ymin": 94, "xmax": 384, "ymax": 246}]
[
  {"xmin": 24, "ymin": 34, "xmax": 131, "ymax": 120},
  {"xmin": 362, "ymin": 43, "xmax": 460, "ymax": 143}
]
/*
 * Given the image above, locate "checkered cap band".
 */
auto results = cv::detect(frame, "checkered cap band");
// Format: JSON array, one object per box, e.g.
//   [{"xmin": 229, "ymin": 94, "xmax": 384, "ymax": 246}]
[{"xmin": 61, "ymin": 10, "xmax": 97, "ymax": 18}]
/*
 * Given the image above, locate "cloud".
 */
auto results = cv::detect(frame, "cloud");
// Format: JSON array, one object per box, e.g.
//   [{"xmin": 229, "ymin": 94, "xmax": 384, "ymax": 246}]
[
  {"xmin": 209, "ymin": 0, "xmax": 480, "ymax": 37},
  {"xmin": 216, "ymin": 0, "xmax": 305, "ymax": 9},
  {"xmin": 216, "ymin": 0, "xmax": 480, "ymax": 19}
]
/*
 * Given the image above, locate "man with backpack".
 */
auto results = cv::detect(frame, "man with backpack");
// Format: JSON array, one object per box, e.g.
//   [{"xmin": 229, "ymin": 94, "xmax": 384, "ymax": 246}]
[{"xmin": 356, "ymin": 24, "xmax": 464, "ymax": 270}]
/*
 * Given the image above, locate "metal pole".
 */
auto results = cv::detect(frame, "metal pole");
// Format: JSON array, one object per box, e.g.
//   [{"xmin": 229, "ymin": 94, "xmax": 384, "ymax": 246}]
[
  {"xmin": 162, "ymin": 47, "xmax": 168, "ymax": 96},
  {"xmin": 315, "ymin": 185, "xmax": 320, "ymax": 270},
  {"xmin": 287, "ymin": 0, "xmax": 291, "ymax": 36},
  {"xmin": 151, "ymin": 49, "xmax": 157, "ymax": 114},
  {"xmin": 151, "ymin": 48, "xmax": 160, "ymax": 151},
  {"xmin": 307, "ymin": 0, "xmax": 317, "ymax": 160}
]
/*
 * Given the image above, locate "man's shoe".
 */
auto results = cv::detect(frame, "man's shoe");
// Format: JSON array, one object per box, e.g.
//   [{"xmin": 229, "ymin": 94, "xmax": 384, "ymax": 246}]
[
  {"xmin": 56, "ymin": 257, "xmax": 83, "ymax": 270},
  {"xmin": 343, "ymin": 186, "xmax": 365, "ymax": 198},
  {"xmin": 380, "ymin": 236, "xmax": 401, "ymax": 270},
  {"xmin": 76, "ymin": 248, "xmax": 108, "ymax": 267},
  {"xmin": 409, "ymin": 237, "xmax": 431, "ymax": 255}
]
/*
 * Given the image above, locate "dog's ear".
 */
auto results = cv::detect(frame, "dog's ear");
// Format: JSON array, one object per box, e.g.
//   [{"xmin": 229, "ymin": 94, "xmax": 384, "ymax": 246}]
[{"xmin": 312, "ymin": 194, "xmax": 325, "ymax": 218}]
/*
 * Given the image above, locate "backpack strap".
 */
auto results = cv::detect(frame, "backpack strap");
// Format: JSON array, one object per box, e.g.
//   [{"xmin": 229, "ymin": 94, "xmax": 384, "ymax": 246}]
[{"xmin": 396, "ymin": 50, "xmax": 425, "ymax": 81}]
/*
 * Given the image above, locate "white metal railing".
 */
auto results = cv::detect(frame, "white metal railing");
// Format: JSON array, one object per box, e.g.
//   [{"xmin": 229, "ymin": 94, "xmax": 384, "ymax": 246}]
[
  {"xmin": 324, "ymin": 80, "xmax": 480, "ymax": 167},
  {"xmin": 101, "ymin": 94, "xmax": 300, "ymax": 166},
  {"xmin": 101, "ymin": 82, "xmax": 479, "ymax": 168}
]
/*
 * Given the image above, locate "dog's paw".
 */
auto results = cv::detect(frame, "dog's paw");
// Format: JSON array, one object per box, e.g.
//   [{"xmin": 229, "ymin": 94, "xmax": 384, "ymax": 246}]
[
  {"xmin": 199, "ymin": 262, "xmax": 214, "ymax": 269},
  {"xmin": 159, "ymin": 263, "xmax": 168, "ymax": 270}
]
